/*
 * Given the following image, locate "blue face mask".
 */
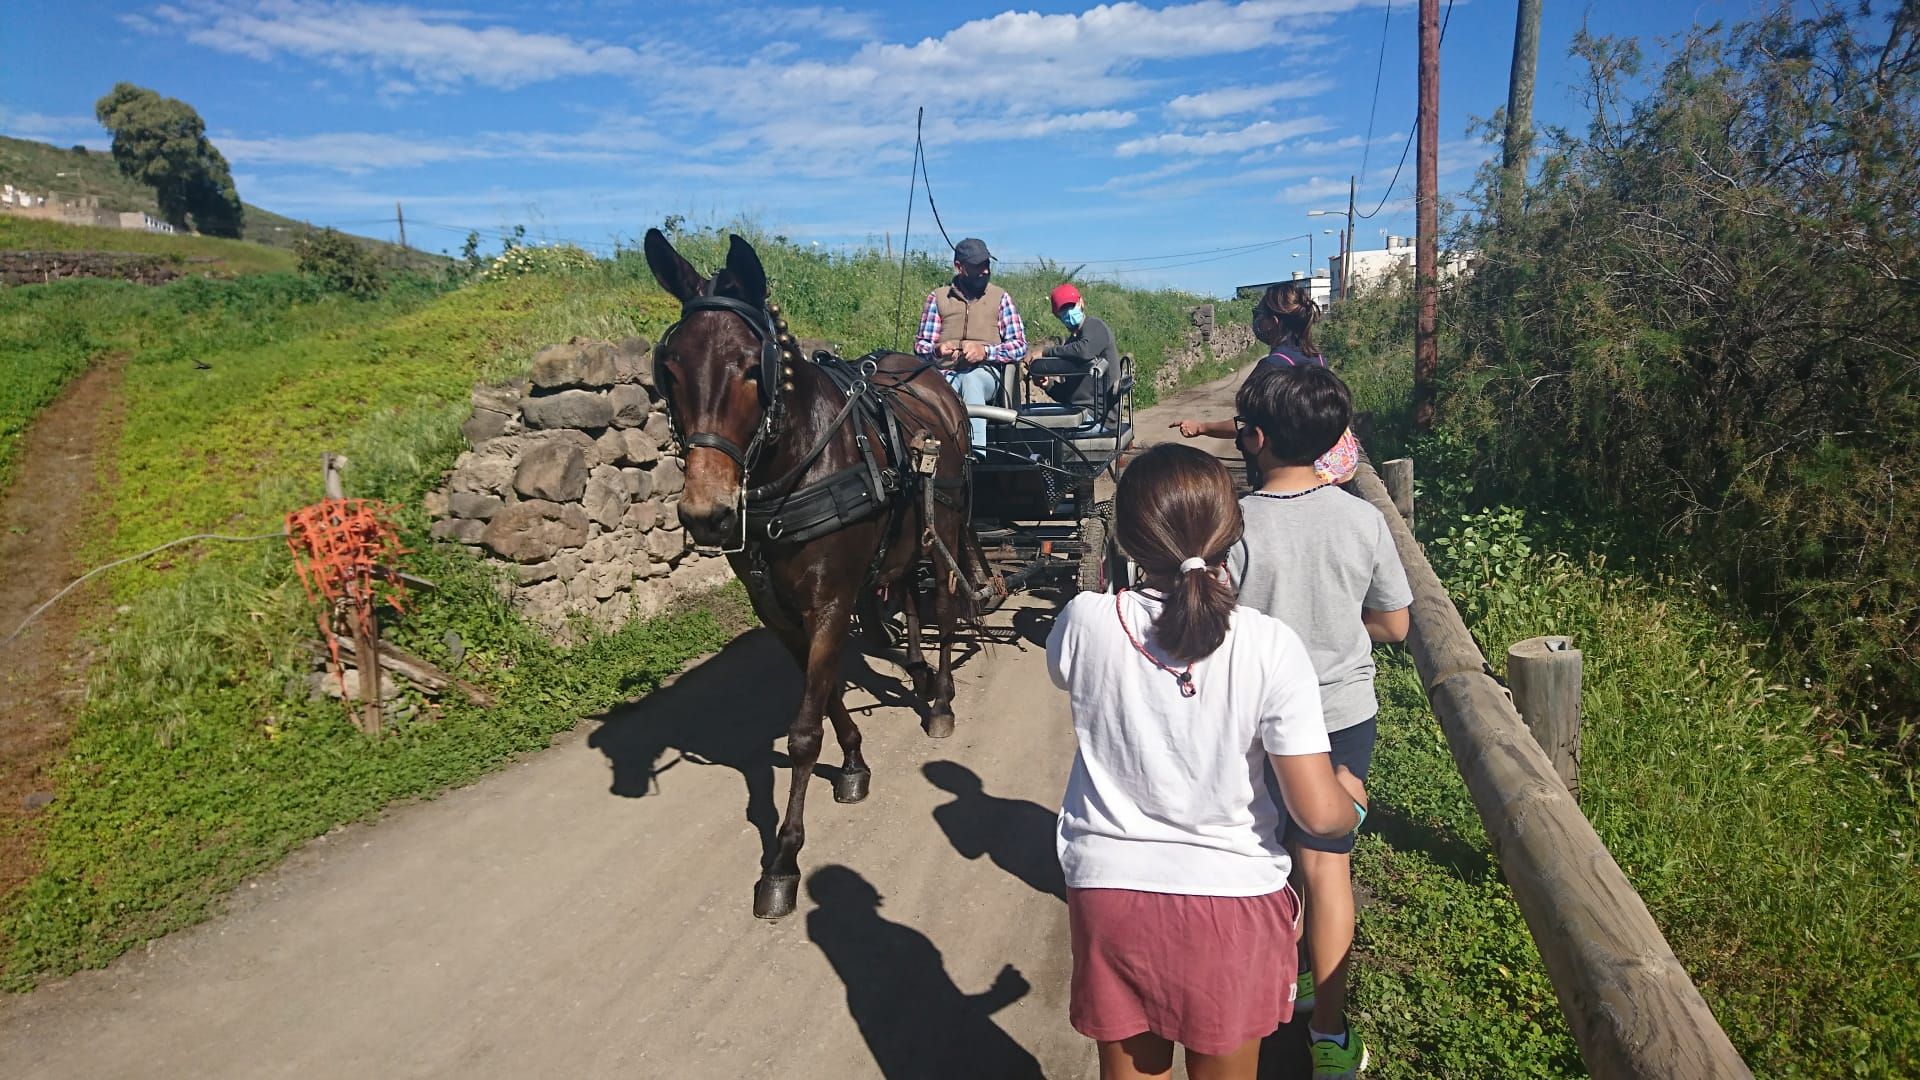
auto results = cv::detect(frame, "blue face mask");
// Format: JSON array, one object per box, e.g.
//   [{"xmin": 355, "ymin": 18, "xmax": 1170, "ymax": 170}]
[{"xmin": 1060, "ymin": 306, "xmax": 1085, "ymax": 330}]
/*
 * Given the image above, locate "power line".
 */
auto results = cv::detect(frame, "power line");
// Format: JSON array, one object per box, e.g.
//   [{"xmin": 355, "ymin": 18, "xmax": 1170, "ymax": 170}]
[
  {"xmin": 1358, "ymin": 0, "xmax": 1393, "ymax": 183},
  {"xmin": 1355, "ymin": 0, "xmax": 1453, "ymax": 221}
]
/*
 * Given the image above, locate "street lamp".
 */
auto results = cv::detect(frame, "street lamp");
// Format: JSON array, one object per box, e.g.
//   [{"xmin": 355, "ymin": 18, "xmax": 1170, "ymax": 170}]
[{"xmin": 1308, "ymin": 206, "xmax": 1353, "ymax": 299}]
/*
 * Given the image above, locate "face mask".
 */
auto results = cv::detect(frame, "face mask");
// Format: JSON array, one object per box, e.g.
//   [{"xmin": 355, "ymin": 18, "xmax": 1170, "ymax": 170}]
[
  {"xmin": 1059, "ymin": 306, "xmax": 1084, "ymax": 330},
  {"xmin": 957, "ymin": 269, "xmax": 989, "ymax": 295}
]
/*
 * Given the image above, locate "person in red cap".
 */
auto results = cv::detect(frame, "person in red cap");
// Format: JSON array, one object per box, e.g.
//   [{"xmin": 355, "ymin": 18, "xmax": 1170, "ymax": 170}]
[{"xmin": 1029, "ymin": 282, "xmax": 1119, "ymax": 422}]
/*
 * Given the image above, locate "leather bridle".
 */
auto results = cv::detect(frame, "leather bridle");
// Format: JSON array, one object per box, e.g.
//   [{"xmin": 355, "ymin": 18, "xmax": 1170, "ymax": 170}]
[{"xmin": 656, "ymin": 293, "xmax": 789, "ymax": 475}]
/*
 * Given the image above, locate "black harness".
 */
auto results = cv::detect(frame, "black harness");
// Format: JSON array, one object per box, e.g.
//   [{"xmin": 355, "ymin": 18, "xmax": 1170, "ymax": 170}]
[{"xmin": 656, "ymin": 294, "xmax": 952, "ymax": 550}]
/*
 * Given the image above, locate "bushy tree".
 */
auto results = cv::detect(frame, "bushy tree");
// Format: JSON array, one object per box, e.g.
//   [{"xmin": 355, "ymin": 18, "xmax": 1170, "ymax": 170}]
[
  {"xmin": 293, "ymin": 228, "xmax": 385, "ymax": 296},
  {"xmin": 93, "ymin": 82, "xmax": 245, "ymax": 238},
  {"xmin": 1445, "ymin": 3, "xmax": 1920, "ymax": 745}
]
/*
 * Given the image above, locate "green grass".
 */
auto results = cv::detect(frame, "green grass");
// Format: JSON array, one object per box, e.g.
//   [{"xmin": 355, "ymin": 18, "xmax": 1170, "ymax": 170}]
[
  {"xmin": 1348, "ymin": 512, "xmax": 1920, "ymax": 1077},
  {"xmin": 0, "ymin": 215, "xmax": 298, "ymax": 276}
]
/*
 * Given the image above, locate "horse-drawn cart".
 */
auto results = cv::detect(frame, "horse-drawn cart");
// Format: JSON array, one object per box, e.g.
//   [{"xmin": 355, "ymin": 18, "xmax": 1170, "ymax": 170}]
[{"xmin": 966, "ymin": 352, "xmax": 1137, "ymax": 599}]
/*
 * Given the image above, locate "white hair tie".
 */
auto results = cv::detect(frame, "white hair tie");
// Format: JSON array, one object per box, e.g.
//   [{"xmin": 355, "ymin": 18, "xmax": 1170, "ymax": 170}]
[{"xmin": 1178, "ymin": 557, "xmax": 1208, "ymax": 574}]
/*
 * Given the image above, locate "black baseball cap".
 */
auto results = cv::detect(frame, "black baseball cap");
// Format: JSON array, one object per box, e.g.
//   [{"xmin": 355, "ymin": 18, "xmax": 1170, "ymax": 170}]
[{"xmin": 953, "ymin": 238, "xmax": 991, "ymax": 266}]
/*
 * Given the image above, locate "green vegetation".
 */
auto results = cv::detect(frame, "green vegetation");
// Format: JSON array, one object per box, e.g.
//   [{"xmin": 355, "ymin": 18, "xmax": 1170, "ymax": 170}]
[
  {"xmin": 95, "ymin": 82, "xmax": 243, "ymax": 237},
  {"xmin": 0, "ymin": 215, "xmax": 297, "ymax": 276},
  {"xmin": 1316, "ymin": 17, "xmax": 1920, "ymax": 1065},
  {"xmin": 1441, "ymin": 7, "xmax": 1920, "ymax": 751},
  {"xmin": 0, "ymin": 226, "xmax": 1224, "ymax": 989}
]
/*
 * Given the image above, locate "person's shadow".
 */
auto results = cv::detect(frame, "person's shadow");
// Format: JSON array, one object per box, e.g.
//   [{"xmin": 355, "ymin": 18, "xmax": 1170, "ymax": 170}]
[
  {"xmin": 586, "ymin": 630, "xmax": 798, "ymax": 863},
  {"xmin": 806, "ymin": 865, "xmax": 1044, "ymax": 1079},
  {"xmin": 923, "ymin": 761, "xmax": 1066, "ymax": 902}
]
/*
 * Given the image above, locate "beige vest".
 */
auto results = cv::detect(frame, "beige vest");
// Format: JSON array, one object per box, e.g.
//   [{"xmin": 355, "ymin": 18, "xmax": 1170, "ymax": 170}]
[{"xmin": 933, "ymin": 281, "xmax": 1008, "ymax": 348}]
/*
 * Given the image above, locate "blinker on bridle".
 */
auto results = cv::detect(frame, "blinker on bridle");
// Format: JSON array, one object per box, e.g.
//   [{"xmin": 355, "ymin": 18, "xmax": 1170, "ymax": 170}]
[{"xmin": 657, "ymin": 292, "xmax": 802, "ymax": 472}]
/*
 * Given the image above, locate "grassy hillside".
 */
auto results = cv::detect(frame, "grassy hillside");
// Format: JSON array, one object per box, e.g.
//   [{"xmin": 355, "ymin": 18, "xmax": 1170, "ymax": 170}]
[
  {"xmin": 0, "ymin": 216, "xmax": 297, "ymax": 276},
  {"xmin": 0, "ymin": 135, "xmax": 427, "ymax": 264},
  {"xmin": 0, "ymin": 228, "xmax": 1232, "ymax": 989}
]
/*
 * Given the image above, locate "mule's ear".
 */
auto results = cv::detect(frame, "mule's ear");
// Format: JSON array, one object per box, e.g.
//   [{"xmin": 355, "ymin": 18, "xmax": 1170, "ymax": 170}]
[
  {"xmin": 721, "ymin": 233, "xmax": 768, "ymax": 309},
  {"xmin": 644, "ymin": 227, "xmax": 706, "ymax": 302}
]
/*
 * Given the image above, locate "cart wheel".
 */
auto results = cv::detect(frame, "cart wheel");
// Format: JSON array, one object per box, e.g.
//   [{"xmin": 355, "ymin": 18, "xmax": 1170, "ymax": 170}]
[{"xmin": 1078, "ymin": 511, "xmax": 1110, "ymax": 593}]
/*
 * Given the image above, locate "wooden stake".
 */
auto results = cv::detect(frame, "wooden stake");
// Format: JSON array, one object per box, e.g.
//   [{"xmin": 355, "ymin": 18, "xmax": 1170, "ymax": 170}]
[
  {"xmin": 1509, "ymin": 635, "xmax": 1582, "ymax": 799},
  {"xmin": 1382, "ymin": 457, "xmax": 1414, "ymax": 532}
]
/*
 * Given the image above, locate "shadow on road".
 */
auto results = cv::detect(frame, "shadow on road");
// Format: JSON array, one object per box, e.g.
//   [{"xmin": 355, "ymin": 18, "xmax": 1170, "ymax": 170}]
[
  {"xmin": 587, "ymin": 630, "xmax": 797, "ymax": 864},
  {"xmin": 923, "ymin": 761, "xmax": 1065, "ymax": 902},
  {"xmin": 806, "ymin": 865, "xmax": 1044, "ymax": 1079}
]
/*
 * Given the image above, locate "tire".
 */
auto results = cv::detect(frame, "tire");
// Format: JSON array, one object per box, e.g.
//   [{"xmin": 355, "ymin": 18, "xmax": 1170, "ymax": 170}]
[{"xmin": 1078, "ymin": 512, "xmax": 1110, "ymax": 593}]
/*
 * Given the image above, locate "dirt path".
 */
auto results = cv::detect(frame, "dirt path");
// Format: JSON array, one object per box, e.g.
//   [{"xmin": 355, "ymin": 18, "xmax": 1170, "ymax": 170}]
[
  {"xmin": 0, "ymin": 365, "xmax": 1284, "ymax": 1080},
  {"xmin": 0, "ymin": 358, "xmax": 122, "ymax": 899}
]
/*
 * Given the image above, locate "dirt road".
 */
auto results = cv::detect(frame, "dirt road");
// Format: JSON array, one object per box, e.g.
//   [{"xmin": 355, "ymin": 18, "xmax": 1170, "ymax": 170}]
[{"xmin": 0, "ymin": 365, "xmax": 1266, "ymax": 1080}]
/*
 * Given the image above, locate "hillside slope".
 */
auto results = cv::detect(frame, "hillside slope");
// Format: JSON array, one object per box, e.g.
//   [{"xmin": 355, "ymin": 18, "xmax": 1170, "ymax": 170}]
[{"xmin": 0, "ymin": 135, "xmax": 429, "ymax": 264}]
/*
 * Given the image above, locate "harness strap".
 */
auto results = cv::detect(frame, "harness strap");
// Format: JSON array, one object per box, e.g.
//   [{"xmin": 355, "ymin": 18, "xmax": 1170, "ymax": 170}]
[{"xmin": 685, "ymin": 431, "xmax": 751, "ymax": 468}]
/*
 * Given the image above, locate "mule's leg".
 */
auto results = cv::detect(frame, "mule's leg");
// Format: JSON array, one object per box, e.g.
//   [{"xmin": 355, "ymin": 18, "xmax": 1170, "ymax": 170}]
[
  {"xmin": 755, "ymin": 603, "xmax": 851, "ymax": 920},
  {"xmin": 824, "ymin": 693, "xmax": 870, "ymax": 804},
  {"xmin": 925, "ymin": 550, "xmax": 960, "ymax": 740},
  {"xmin": 899, "ymin": 580, "xmax": 935, "ymax": 701}
]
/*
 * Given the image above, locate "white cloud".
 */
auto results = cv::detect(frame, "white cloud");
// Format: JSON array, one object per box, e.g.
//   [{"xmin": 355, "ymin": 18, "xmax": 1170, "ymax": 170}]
[
  {"xmin": 1165, "ymin": 78, "xmax": 1327, "ymax": 119},
  {"xmin": 1116, "ymin": 116, "xmax": 1332, "ymax": 157},
  {"xmin": 140, "ymin": 1, "xmax": 645, "ymax": 90},
  {"xmin": 218, "ymin": 115, "xmax": 661, "ymax": 173},
  {"xmin": 727, "ymin": 5, "xmax": 879, "ymax": 42},
  {"xmin": 0, "ymin": 108, "xmax": 106, "ymax": 147},
  {"xmin": 1278, "ymin": 175, "xmax": 1351, "ymax": 202}
]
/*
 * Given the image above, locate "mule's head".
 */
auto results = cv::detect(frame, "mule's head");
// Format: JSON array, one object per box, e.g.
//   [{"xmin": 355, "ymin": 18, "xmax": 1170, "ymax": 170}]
[{"xmin": 644, "ymin": 228, "xmax": 772, "ymax": 546}]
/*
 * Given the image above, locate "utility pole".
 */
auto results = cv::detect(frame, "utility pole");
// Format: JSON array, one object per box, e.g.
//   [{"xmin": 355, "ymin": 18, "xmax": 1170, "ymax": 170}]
[
  {"xmin": 1499, "ymin": 0, "xmax": 1542, "ymax": 228},
  {"xmin": 1414, "ymin": 0, "xmax": 1440, "ymax": 431},
  {"xmin": 395, "ymin": 201, "xmax": 407, "ymax": 250},
  {"xmin": 1344, "ymin": 174, "xmax": 1356, "ymax": 300}
]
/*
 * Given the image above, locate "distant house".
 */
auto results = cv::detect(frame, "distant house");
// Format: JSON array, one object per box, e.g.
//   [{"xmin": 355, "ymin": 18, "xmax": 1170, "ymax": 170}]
[
  {"xmin": 118, "ymin": 211, "xmax": 176, "ymax": 234},
  {"xmin": 1327, "ymin": 235, "xmax": 1477, "ymax": 300}
]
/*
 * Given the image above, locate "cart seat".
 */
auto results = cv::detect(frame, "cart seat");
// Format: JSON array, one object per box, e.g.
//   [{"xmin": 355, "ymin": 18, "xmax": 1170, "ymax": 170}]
[
  {"xmin": 1068, "ymin": 422, "xmax": 1133, "ymax": 455},
  {"xmin": 1015, "ymin": 403, "xmax": 1093, "ymax": 429}
]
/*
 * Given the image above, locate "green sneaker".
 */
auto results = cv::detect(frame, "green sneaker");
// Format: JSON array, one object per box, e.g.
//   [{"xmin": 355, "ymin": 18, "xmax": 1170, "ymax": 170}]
[
  {"xmin": 1294, "ymin": 970, "xmax": 1316, "ymax": 1011},
  {"xmin": 1309, "ymin": 1029, "xmax": 1370, "ymax": 1079}
]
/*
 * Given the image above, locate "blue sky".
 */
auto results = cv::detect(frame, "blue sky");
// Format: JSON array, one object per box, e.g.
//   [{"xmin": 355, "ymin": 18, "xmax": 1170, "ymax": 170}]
[{"xmin": 3, "ymin": 0, "xmax": 1762, "ymax": 296}]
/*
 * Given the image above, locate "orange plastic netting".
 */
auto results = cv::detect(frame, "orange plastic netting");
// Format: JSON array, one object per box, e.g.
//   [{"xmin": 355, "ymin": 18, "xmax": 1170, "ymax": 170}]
[{"xmin": 285, "ymin": 498, "xmax": 409, "ymax": 700}]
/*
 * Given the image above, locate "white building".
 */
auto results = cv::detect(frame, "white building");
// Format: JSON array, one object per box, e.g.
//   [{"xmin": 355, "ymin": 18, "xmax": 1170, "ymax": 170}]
[
  {"xmin": 1329, "ymin": 235, "xmax": 1477, "ymax": 300},
  {"xmin": 118, "ymin": 211, "xmax": 176, "ymax": 234}
]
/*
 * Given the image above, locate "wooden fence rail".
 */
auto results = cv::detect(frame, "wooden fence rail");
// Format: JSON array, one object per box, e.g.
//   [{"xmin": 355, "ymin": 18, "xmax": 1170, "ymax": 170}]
[{"xmin": 1349, "ymin": 458, "xmax": 1753, "ymax": 1080}]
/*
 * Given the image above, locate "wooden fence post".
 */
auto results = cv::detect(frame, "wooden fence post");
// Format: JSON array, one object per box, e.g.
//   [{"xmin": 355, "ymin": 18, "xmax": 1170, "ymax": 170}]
[
  {"xmin": 1382, "ymin": 457, "xmax": 1414, "ymax": 532},
  {"xmin": 1509, "ymin": 635, "xmax": 1582, "ymax": 799}
]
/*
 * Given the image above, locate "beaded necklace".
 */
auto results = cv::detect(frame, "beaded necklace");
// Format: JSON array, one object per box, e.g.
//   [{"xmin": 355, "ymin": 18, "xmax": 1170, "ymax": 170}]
[
  {"xmin": 1114, "ymin": 590, "xmax": 1197, "ymax": 698},
  {"xmin": 1249, "ymin": 482, "xmax": 1332, "ymax": 502}
]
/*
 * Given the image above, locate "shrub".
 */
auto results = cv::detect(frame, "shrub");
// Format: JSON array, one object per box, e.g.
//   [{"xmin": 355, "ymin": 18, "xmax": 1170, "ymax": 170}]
[
  {"xmin": 1431, "ymin": 7, "xmax": 1920, "ymax": 753},
  {"xmin": 293, "ymin": 227, "xmax": 386, "ymax": 297}
]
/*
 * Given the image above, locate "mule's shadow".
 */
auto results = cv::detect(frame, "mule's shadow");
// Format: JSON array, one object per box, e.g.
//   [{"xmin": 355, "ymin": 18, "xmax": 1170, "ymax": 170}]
[
  {"xmin": 587, "ymin": 630, "xmax": 798, "ymax": 867},
  {"xmin": 807, "ymin": 865, "xmax": 1044, "ymax": 1079},
  {"xmin": 586, "ymin": 629, "xmax": 952, "ymax": 869},
  {"xmin": 924, "ymin": 761, "xmax": 1065, "ymax": 902}
]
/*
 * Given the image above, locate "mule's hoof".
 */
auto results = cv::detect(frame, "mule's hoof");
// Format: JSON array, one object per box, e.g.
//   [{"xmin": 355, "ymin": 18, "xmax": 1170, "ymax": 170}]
[
  {"xmin": 926, "ymin": 712, "xmax": 955, "ymax": 739},
  {"xmin": 834, "ymin": 767, "xmax": 871, "ymax": 804},
  {"xmin": 753, "ymin": 874, "xmax": 801, "ymax": 919}
]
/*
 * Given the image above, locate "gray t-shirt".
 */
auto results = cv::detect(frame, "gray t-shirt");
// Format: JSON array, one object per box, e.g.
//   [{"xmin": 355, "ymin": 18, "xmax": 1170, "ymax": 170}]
[{"xmin": 1226, "ymin": 487, "xmax": 1413, "ymax": 733}]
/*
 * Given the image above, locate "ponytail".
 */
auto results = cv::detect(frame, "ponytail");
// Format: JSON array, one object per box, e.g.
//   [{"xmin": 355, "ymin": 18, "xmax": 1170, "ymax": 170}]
[{"xmin": 1113, "ymin": 444, "xmax": 1244, "ymax": 664}]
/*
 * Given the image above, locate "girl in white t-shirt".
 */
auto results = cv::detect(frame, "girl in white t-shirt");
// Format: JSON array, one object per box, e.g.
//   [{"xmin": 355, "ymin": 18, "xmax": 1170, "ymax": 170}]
[{"xmin": 1048, "ymin": 443, "xmax": 1369, "ymax": 1080}]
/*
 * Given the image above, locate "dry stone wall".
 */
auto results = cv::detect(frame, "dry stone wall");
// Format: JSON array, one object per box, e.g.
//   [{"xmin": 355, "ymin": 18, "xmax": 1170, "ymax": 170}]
[
  {"xmin": 1152, "ymin": 304, "xmax": 1256, "ymax": 394},
  {"xmin": 427, "ymin": 336, "xmax": 731, "ymax": 637}
]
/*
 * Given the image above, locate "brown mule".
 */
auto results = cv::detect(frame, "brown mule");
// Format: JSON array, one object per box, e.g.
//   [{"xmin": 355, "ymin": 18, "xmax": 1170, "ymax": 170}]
[{"xmin": 644, "ymin": 229, "xmax": 979, "ymax": 919}]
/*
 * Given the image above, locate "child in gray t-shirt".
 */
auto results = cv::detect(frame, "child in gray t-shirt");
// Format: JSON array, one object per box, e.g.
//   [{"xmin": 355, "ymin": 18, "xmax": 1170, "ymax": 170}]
[{"xmin": 1222, "ymin": 363, "xmax": 1410, "ymax": 1077}]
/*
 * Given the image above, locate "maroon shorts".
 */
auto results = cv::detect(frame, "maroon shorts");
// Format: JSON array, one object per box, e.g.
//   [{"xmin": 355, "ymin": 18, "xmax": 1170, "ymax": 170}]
[{"xmin": 1067, "ymin": 884, "xmax": 1301, "ymax": 1055}]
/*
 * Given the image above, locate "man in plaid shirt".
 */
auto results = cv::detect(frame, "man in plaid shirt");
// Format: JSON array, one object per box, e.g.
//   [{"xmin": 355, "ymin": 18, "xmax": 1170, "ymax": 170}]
[{"xmin": 914, "ymin": 237, "xmax": 1027, "ymax": 457}]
